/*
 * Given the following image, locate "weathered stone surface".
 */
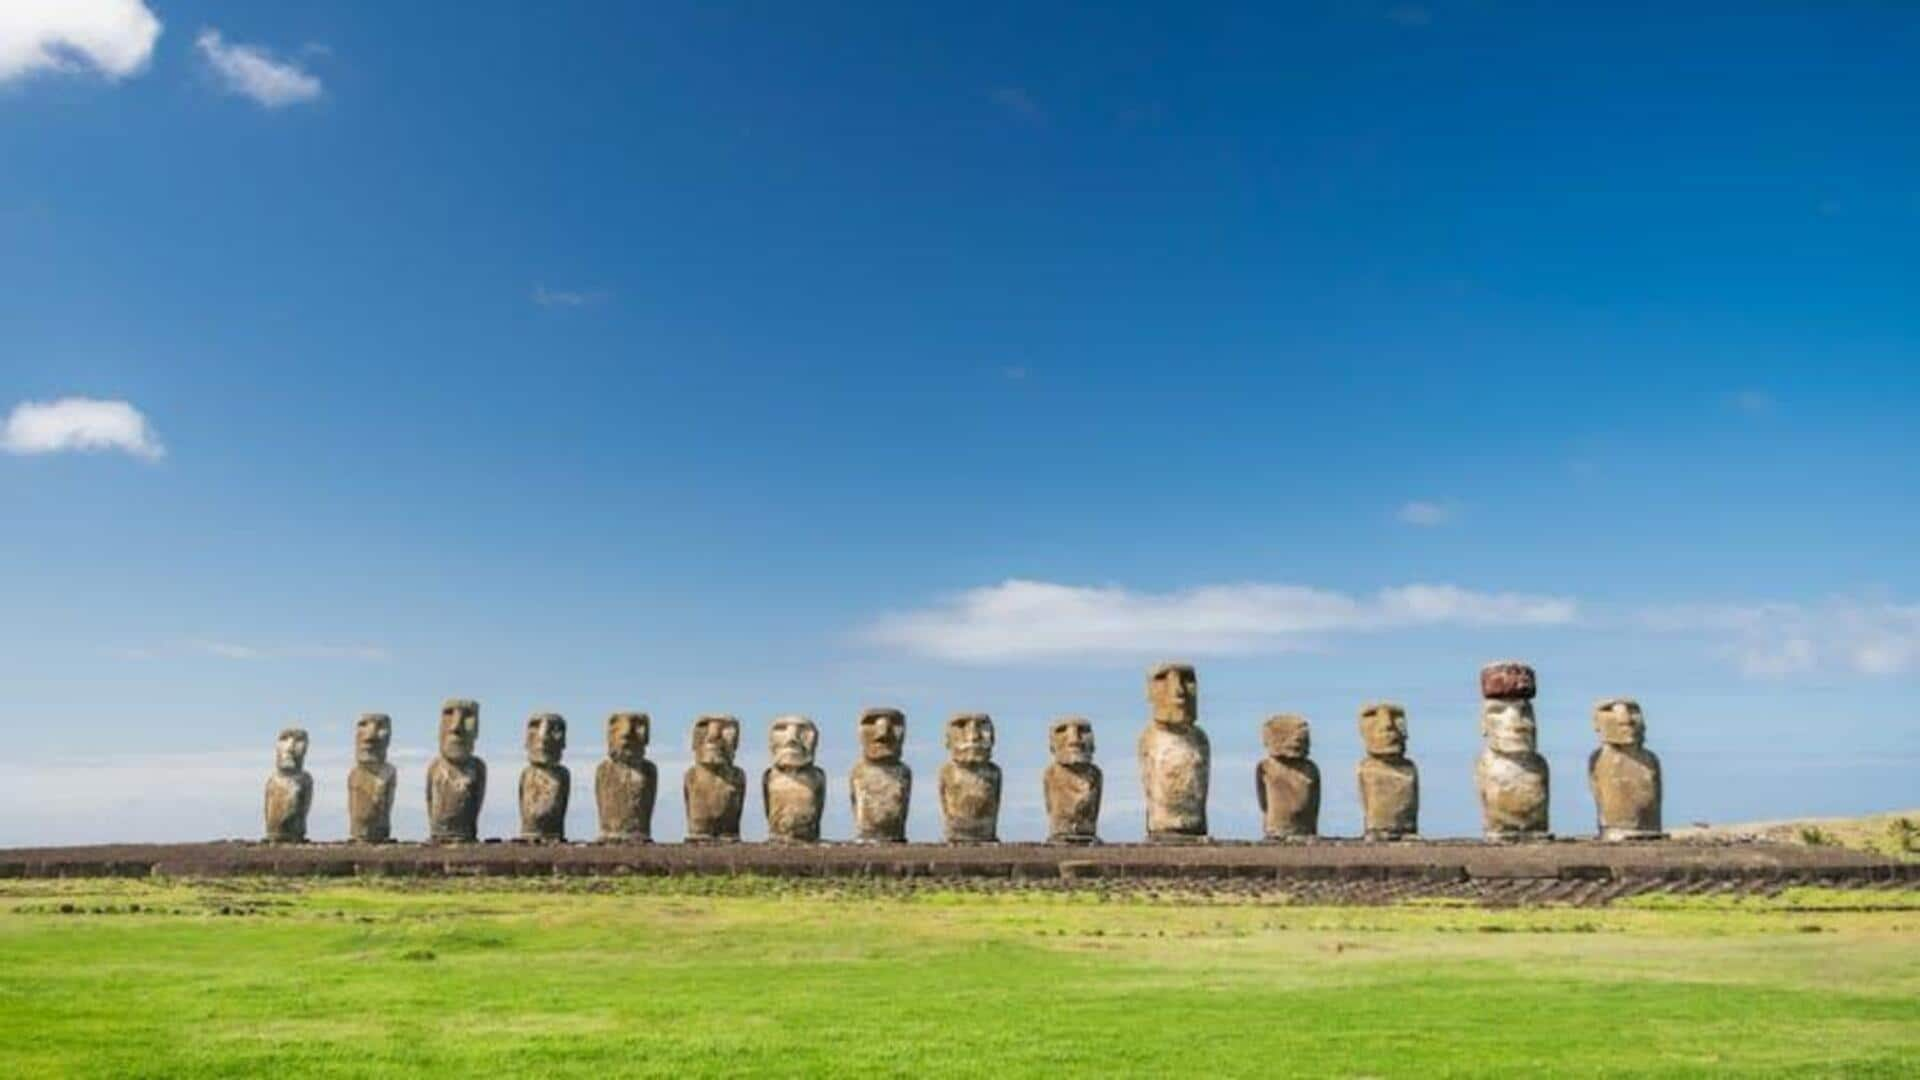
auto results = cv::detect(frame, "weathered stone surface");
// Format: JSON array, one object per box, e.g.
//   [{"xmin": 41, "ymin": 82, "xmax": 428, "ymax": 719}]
[
  {"xmin": 1044, "ymin": 717, "xmax": 1102, "ymax": 844},
  {"xmin": 427, "ymin": 699, "xmax": 486, "ymax": 843},
  {"xmin": 263, "ymin": 727, "xmax": 312, "ymax": 843},
  {"xmin": 763, "ymin": 715, "xmax": 825, "ymax": 843},
  {"xmin": 939, "ymin": 713, "xmax": 1000, "ymax": 843},
  {"xmin": 1589, "ymin": 698, "xmax": 1663, "ymax": 841},
  {"xmin": 346, "ymin": 713, "xmax": 396, "ymax": 843},
  {"xmin": 1356, "ymin": 702, "xmax": 1418, "ymax": 840},
  {"xmin": 595, "ymin": 712, "xmax": 657, "ymax": 842},
  {"xmin": 850, "ymin": 707, "xmax": 910, "ymax": 842},
  {"xmin": 1477, "ymin": 689, "xmax": 1550, "ymax": 842},
  {"xmin": 1138, "ymin": 662, "xmax": 1209, "ymax": 841},
  {"xmin": 518, "ymin": 713, "xmax": 569, "ymax": 842},
  {"xmin": 1256, "ymin": 714, "xmax": 1320, "ymax": 840},
  {"xmin": 1480, "ymin": 660, "xmax": 1537, "ymax": 701},
  {"xmin": 683, "ymin": 715, "xmax": 745, "ymax": 842}
]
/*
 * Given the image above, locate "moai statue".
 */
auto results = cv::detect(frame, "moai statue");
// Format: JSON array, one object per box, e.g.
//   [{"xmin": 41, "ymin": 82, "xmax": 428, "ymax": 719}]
[
  {"xmin": 1477, "ymin": 661, "xmax": 1550, "ymax": 841},
  {"xmin": 1043, "ymin": 716, "xmax": 1102, "ymax": 844},
  {"xmin": 1138, "ymin": 662, "xmax": 1208, "ymax": 842},
  {"xmin": 683, "ymin": 714, "xmax": 746, "ymax": 842},
  {"xmin": 1256, "ymin": 714, "xmax": 1320, "ymax": 840},
  {"xmin": 346, "ymin": 713, "xmax": 397, "ymax": 843},
  {"xmin": 1589, "ymin": 698, "xmax": 1664, "ymax": 841},
  {"xmin": 518, "ymin": 713, "xmax": 569, "ymax": 842},
  {"xmin": 1356, "ymin": 702, "xmax": 1418, "ymax": 840},
  {"xmin": 263, "ymin": 727, "xmax": 313, "ymax": 843},
  {"xmin": 595, "ymin": 712, "xmax": 657, "ymax": 843},
  {"xmin": 939, "ymin": 713, "xmax": 1001, "ymax": 843},
  {"xmin": 763, "ymin": 714, "xmax": 825, "ymax": 843},
  {"xmin": 849, "ymin": 707, "xmax": 911, "ymax": 842},
  {"xmin": 427, "ymin": 698, "xmax": 486, "ymax": 843}
]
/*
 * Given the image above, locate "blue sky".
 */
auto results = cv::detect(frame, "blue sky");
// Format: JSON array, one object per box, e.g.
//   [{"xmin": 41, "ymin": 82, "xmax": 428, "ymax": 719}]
[{"xmin": 2, "ymin": 1, "xmax": 1916, "ymax": 845}]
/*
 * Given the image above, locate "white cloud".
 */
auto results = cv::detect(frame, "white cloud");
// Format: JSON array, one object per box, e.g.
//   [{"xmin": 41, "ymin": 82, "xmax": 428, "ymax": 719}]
[
  {"xmin": 989, "ymin": 86, "xmax": 1043, "ymax": 121},
  {"xmin": 195, "ymin": 28, "xmax": 321, "ymax": 108},
  {"xmin": 532, "ymin": 285, "xmax": 607, "ymax": 308},
  {"xmin": 1397, "ymin": 500, "xmax": 1452, "ymax": 526},
  {"xmin": 1639, "ymin": 600, "xmax": 1920, "ymax": 678},
  {"xmin": 180, "ymin": 640, "xmax": 391, "ymax": 662},
  {"xmin": 1727, "ymin": 389, "xmax": 1774, "ymax": 415},
  {"xmin": 863, "ymin": 579, "xmax": 1577, "ymax": 663},
  {"xmin": 1, "ymin": 397, "xmax": 164, "ymax": 459},
  {"xmin": 0, "ymin": 0, "xmax": 160, "ymax": 84}
]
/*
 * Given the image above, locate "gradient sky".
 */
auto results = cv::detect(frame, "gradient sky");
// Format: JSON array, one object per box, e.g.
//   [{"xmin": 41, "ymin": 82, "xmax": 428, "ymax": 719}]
[{"xmin": 2, "ymin": 1, "xmax": 1916, "ymax": 846}]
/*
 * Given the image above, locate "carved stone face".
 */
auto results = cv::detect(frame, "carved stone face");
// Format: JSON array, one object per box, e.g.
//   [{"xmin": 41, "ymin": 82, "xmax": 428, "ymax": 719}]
[
  {"xmin": 769, "ymin": 714, "xmax": 818, "ymax": 769},
  {"xmin": 526, "ymin": 713, "xmax": 566, "ymax": 765},
  {"xmin": 439, "ymin": 699, "xmax": 479, "ymax": 763},
  {"xmin": 858, "ymin": 708, "xmax": 906, "ymax": 763},
  {"xmin": 1147, "ymin": 663, "xmax": 1198, "ymax": 729},
  {"xmin": 1262, "ymin": 715, "xmax": 1310, "ymax": 759},
  {"xmin": 945, "ymin": 713, "xmax": 995, "ymax": 765},
  {"xmin": 606, "ymin": 712, "xmax": 649, "ymax": 763},
  {"xmin": 1593, "ymin": 699, "xmax": 1645, "ymax": 747},
  {"xmin": 1481, "ymin": 699, "xmax": 1538, "ymax": 755},
  {"xmin": 354, "ymin": 714, "xmax": 391, "ymax": 766},
  {"xmin": 1049, "ymin": 717, "xmax": 1095, "ymax": 765},
  {"xmin": 1359, "ymin": 703, "xmax": 1408, "ymax": 757},
  {"xmin": 692, "ymin": 715, "xmax": 740, "ymax": 767},
  {"xmin": 275, "ymin": 727, "xmax": 309, "ymax": 773}
]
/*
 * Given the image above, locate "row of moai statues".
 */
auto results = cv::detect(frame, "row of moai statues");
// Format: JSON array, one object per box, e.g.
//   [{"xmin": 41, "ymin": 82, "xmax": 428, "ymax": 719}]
[{"xmin": 263, "ymin": 662, "xmax": 1663, "ymax": 844}]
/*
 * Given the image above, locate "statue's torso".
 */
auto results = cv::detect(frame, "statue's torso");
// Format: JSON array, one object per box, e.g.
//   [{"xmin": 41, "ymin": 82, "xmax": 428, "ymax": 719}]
[
  {"xmin": 684, "ymin": 764, "xmax": 746, "ymax": 839},
  {"xmin": 939, "ymin": 761, "xmax": 1001, "ymax": 842},
  {"xmin": 1477, "ymin": 750, "xmax": 1549, "ymax": 835},
  {"xmin": 1044, "ymin": 763, "xmax": 1102, "ymax": 840},
  {"xmin": 1258, "ymin": 758, "xmax": 1321, "ymax": 837},
  {"xmin": 850, "ymin": 761, "xmax": 911, "ymax": 840},
  {"xmin": 1357, "ymin": 755, "xmax": 1419, "ymax": 836},
  {"xmin": 264, "ymin": 772, "xmax": 312, "ymax": 841},
  {"xmin": 595, "ymin": 758, "xmax": 657, "ymax": 840},
  {"xmin": 1138, "ymin": 724, "xmax": 1210, "ymax": 836},
  {"xmin": 519, "ymin": 764, "xmax": 570, "ymax": 839},
  {"xmin": 764, "ymin": 766, "xmax": 826, "ymax": 841},
  {"xmin": 1589, "ymin": 746, "xmax": 1662, "ymax": 834},
  {"xmin": 427, "ymin": 756, "xmax": 486, "ymax": 840},
  {"xmin": 346, "ymin": 763, "xmax": 396, "ymax": 841}
]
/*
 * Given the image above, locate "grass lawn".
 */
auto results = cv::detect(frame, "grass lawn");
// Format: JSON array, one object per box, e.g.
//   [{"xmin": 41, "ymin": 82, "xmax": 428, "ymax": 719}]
[{"xmin": 1, "ymin": 878, "xmax": 1916, "ymax": 1077}]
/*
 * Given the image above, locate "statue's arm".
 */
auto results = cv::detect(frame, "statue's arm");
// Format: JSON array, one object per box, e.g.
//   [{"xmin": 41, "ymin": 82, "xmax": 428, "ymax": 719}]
[{"xmin": 1255, "ymin": 761, "xmax": 1268, "ymax": 814}]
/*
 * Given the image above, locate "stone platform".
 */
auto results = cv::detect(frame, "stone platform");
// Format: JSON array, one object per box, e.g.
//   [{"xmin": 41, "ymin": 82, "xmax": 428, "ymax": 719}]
[{"xmin": 2, "ymin": 839, "xmax": 1911, "ymax": 905}]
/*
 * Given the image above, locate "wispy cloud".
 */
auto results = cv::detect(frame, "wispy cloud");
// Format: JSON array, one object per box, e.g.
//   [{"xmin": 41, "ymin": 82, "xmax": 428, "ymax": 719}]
[
  {"xmin": 862, "ymin": 579, "xmax": 1577, "ymax": 663},
  {"xmin": 1639, "ymin": 599, "xmax": 1920, "ymax": 678},
  {"xmin": 1397, "ymin": 500, "xmax": 1453, "ymax": 527},
  {"xmin": 118, "ymin": 639, "xmax": 392, "ymax": 663},
  {"xmin": 1386, "ymin": 4, "xmax": 1433, "ymax": 28},
  {"xmin": 1726, "ymin": 388, "xmax": 1774, "ymax": 416},
  {"xmin": 532, "ymin": 284, "xmax": 608, "ymax": 308},
  {"xmin": 195, "ymin": 28, "xmax": 322, "ymax": 108},
  {"xmin": 0, "ymin": 0, "xmax": 161, "ymax": 84},
  {"xmin": 2, "ymin": 397, "xmax": 164, "ymax": 460},
  {"xmin": 989, "ymin": 86, "xmax": 1043, "ymax": 122}
]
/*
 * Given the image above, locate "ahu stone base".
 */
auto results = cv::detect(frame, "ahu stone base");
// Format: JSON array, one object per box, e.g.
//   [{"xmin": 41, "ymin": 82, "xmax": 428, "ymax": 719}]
[{"xmin": 0, "ymin": 840, "xmax": 1910, "ymax": 905}]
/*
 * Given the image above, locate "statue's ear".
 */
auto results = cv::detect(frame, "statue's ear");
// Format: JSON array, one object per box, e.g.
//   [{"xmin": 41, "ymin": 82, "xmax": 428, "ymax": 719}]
[{"xmin": 802, "ymin": 725, "xmax": 819, "ymax": 753}]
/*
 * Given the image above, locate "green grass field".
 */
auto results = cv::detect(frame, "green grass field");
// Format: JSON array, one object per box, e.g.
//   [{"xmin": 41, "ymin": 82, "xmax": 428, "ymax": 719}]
[{"xmin": 1, "ymin": 879, "xmax": 1916, "ymax": 1077}]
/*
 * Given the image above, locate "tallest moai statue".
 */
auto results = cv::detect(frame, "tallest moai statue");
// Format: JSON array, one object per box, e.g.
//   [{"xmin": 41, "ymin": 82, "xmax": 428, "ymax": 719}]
[
  {"xmin": 1139, "ymin": 662, "xmax": 1209, "ymax": 842},
  {"xmin": 1476, "ymin": 662, "xmax": 1550, "ymax": 842}
]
